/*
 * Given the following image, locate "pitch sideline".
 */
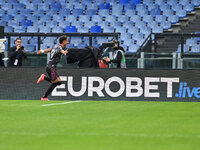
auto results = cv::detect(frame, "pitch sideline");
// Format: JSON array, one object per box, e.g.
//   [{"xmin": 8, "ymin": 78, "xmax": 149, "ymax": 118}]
[{"xmin": 41, "ymin": 100, "xmax": 82, "ymax": 106}]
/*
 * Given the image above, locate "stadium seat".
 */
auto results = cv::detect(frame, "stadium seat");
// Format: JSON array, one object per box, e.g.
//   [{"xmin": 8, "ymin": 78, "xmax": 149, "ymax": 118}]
[
  {"xmin": 103, "ymin": 27, "xmax": 115, "ymax": 33},
  {"xmin": 52, "ymin": 26, "xmax": 64, "ymax": 33},
  {"xmin": 98, "ymin": 9, "xmax": 110, "ymax": 16},
  {"xmin": 27, "ymin": 26, "xmax": 39, "ymax": 32},
  {"xmin": 65, "ymin": 25, "xmax": 77, "ymax": 33},
  {"xmin": 85, "ymin": 9, "xmax": 97, "ymax": 15},
  {"xmin": 72, "ymin": 9, "xmax": 84, "ymax": 16},
  {"xmin": 78, "ymin": 26, "xmax": 89, "ymax": 33},
  {"xmin": 25, "ymin": 45, "xmax": 36, "ymax": 52},
  {"xmin": 90, "ymin": 25, "xmax": 102, "ymax": 33},
  {"xmin": 99, "ymin": 3, "xmax": 110, "ymax": 9},
  {"xmin": 91, "ymin": 15, "xmax": 103, "ymax": 22},
  {"xmin": 119, "ymin": 0, "xmax": 129, "ymax": 5}
]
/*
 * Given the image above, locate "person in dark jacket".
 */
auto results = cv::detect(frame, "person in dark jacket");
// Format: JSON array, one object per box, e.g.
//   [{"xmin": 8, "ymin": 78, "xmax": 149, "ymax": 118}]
[{"xmin": 8, "ymin": 38, "xmax": 26, "ymax": 67}]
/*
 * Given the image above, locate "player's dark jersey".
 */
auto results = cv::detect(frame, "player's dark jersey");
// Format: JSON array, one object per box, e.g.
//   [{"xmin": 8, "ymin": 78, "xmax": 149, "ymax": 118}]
[{"xmin": 47, "ymin": 44, "xmax": 63, "ymax": 68}]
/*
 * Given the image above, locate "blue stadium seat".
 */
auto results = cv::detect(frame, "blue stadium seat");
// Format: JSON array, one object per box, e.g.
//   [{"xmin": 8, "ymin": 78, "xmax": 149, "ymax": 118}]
[
  {"xmin": 110, "ymin": 21, "xmax": 122, "ymax": 27},
  {"xmin": 91, "ymin": 15, "xmax": 103, "ymax": 22},
  {"xmin": 152, "ymin": 26, "xmax": 163, "ymax": 33},
  {"xmin": 184, "ymin": 4, "xmax": 195, "ymax": 13},
  {"xmin": 176, "ymin": 10, "xmax": 187, "ymax": 18},
  {"xmin": 27, "ymin": 26, "xmax": 39, "ymax": 32},
  {"xmin": 105, "ymin": 15, "xmax": 116, "ymax": 22},
  {"xmin": 50, "ymin": 1, "xmax": 61, "ymax": 11},
  {"xmin": 171, "ymin": 4, "xmax": 183, "ymax": 11},
  {"xmin": 59, "ymin": 21, "xmax": 70, "ymax": 27},
  {"xmin": 167, "ymin": 15, "xmax": 179, "ymax": 24},
  {"xmin": 79, "ymin": 15, "xmax": 91, "ymax": 22},
  {"xmin": 115, "ymin": 26, "xmax": 127, "ymax": 33},
  {"xmin": 120, "ymin": 33, "xmax": 132, "ymax": 41},
  {"xmin": 99, "ymin": 3, "xmax": 110, "ymax": 9},
  {"xmin": 38, "ymin": 4, "xmax": 50, "ymax": 11},
  {"xmin": 72, "ymin": 9, "xmax": 84, "ymax": 15},
  {"xmin": 84, "ymin": 21, "xmax": 96, "ymax": 28},
  {"xmin": 119, "ymin": 0, "xmax": 129, "ymax": 5},
  {"xmin": 14, "ymin": 26, "xmax": 26, "ymax": 33},
  {"xmin": 192, "ymin": 0, "xmax": 200, "ymax": 7},
  {"xmin": 77, "ymin": 26, "xmax": 89, "ymax": 32},
  {"xmin": 0, "ymin": 21, "xmax": 7, "ymax": 26},
  {"xmin": 71, "ymin": 21, "xmax": 84, "ymax": 28},
  {"xmin": 162, "ymin": 9, "xmax": 175, "ymax": 17},
  {"xmin": 112, "ymin": 10, "xmax": 123, "ymax": 16},
  {"xmin": 21, "ymin": 20, "xmax": 32, "ymax": 27},
  {"xmin": 128, "ymin": 44, "xmax": 139, "ymax": 53},
  {"xmin": 52, "ymin": 27, "xmax": 64, "ymax": 33},
  {"xmin": 26, "ymin": 4, "xmax": 38, "ymax": 10},
  {"xmin": 1, "ymin": 15, "xmax": 13, "ymax": 21},
  {"xmin": 161, "ymin": 21, "xmax": 171, "ymax": 30},
  {"xmin": 90, "ymin": 25, "xmax": 102, "ymax": 33},
  {"xmin": 85, "ymin": 9, "xmax": 97, "ymax": 15},
  {"xmin": 130, "ymin": 15, "xmax": 141, "ymax": 22},
  {"xmin": 98, "ymin": 21, "xmax": 109, "ymax": 28},
  {"xmin": 127, "ymin": 27, "xmax": 139, "ymax": 34},
  {"xmin": 59, "ymin": 8, "xmax": 71, "ymax": 16},
  {"xmin": 74, "ymin": 3, "xmax": 86, "ymax": 9},
  {"xmin": 118, "ymin": 15, "xmax": 129, "ymax": 22},
  {"xmin": 103, "ymin": 27, "xmax": 115, "ymax": 33},
  {"xmin": 150, "ymin": 7, "xmax": 162, "ymax": 16},
  {"xmin": 39, "ymin": 26, "xmax": 51, "ymax": 33},
  {"xmin": 65, "ymin": 25, "xmax": 77, "ymax": 33},
  {"xmin": 155, "ymin": 15, "xmax": 167, "ymax": 23},
  {"xmin": 24, "ymin": 45, "xmax": 36, "ymax": 52},
  {"xmin": 125, "ymin": 9, "xmax": 136, "ymax": 16},
  {"xmin": 130, "ymin": 0, "xmax": 141, "ymax": 5},
  {"xmin": 65, "ymin": 15, "xmax": 78, "ymax": 22},
  {"xmin": 98, "ymin": 9, "xmax": 110, "ymax": 16}
]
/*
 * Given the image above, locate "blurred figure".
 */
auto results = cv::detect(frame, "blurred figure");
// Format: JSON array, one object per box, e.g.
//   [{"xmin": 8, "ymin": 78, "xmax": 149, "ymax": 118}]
[
  {"xmin": 8, "ymin": 38, "xmax": 26, "ymax": 67},
  {"xmin": 103, "ymin": 40, "xmax": 126, "ymax": 68}
]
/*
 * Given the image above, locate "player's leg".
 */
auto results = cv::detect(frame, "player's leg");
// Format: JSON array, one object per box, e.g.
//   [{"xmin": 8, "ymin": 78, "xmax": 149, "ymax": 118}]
[
  {"xmin": 37, "ymin": 67, "xmax": 52, "ymax": 84},
  {"xmin": 41, "ymin": 68, "xmax": 62, "ymax": 100}
]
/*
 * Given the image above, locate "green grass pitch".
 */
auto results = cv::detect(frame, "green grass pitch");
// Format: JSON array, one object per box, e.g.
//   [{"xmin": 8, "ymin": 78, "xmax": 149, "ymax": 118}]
[{"xmin": 0, "ymin": 100, "xmax": 200, "ymax": 150}]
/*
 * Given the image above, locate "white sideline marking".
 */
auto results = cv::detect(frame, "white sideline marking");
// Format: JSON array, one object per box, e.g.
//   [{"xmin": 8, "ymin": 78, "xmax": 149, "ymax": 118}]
[{"xmin": 41, "ymin": 100, "xmax": 82, "ymax": 106}]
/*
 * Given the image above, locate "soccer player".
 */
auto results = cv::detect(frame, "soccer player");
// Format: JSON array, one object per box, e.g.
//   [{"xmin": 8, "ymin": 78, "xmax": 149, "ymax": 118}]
[{"xmin": 37, "ymin": 35, "xmax": 69, "ymax": 101}]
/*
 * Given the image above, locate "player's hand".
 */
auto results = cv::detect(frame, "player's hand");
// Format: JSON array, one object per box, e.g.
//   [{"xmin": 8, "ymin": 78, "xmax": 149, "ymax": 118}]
[
  {"xmin": 16, "ymin": 45, "xmax": 20, "ymax": 51},
  {"xmin": 37, "ymin": 49, "xmax": 42, "ymax": 55},
  {"xmin": 103, "ymin": 57, "xmax": 110, "ymax": 62},
  {"xmin": 63, "ymin": 50, "xmax": 68, "ymax": 55}
]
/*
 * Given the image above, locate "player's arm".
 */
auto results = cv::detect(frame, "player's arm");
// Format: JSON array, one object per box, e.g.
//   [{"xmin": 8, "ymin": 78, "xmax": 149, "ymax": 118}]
[
  {"xmin": 37, "ymin": 48, "xmax": 51, "ymax": 54},
  {"xmin": 61, "ymin": 49, "xmax": 68, "ymax": 55}
]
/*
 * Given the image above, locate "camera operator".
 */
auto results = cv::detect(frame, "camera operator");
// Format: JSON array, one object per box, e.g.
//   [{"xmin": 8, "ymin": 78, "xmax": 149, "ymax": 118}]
[
  {"xmin": 103, "ymin": 40, "xmax": 126, "ymax": 68},
  {"xmin": 8, "ymin": 38, "xmax": 26, "ymax": 67}
]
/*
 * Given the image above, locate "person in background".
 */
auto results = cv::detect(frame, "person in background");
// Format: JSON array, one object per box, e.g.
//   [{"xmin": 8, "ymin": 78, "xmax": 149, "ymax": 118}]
[
  {"xmin": 8, "ymin": 38, "xmax": 26, "ymax": 67},
  {"xmin": 103, "ymin": 40, "xmax": 126, "ymax": 68},
  {"xmin": 0, "ymin": 53, "xmax": 4, "ymax": 67}
]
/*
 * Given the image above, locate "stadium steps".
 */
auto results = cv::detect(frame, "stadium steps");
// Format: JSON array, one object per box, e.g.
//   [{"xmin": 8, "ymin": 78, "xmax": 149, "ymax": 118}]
[{"xmin": 155, "ymin": 6, "xmax": 200, "ymax": 53}]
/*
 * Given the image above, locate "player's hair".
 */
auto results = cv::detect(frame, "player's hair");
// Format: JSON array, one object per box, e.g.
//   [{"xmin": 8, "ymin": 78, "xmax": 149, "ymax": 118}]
[
  {"xmin": 59, "ymin": 35, "xmax": 68, "ymax": 44},
  {"xmin": 15, "ymin": 38, "xmax": 22, "ymax": 42}
]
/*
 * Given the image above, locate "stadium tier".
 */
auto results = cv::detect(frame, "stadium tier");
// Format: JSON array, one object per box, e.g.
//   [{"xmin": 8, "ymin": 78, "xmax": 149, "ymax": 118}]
[{"xmin": 0, "ymin": 0, "xmax": 200, "ymax": 52}]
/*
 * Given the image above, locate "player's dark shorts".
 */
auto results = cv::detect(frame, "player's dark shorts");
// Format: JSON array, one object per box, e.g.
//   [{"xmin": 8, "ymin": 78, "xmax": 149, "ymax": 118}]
[{"xmin": 46, "ymin": 66, "xmax": 59, "ymax": 81}]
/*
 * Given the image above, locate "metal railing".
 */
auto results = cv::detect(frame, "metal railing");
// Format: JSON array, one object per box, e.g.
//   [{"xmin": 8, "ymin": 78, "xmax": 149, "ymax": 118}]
[{"xmin": 4, "ymin": 32, "xmax": 120, "ymax": 51}]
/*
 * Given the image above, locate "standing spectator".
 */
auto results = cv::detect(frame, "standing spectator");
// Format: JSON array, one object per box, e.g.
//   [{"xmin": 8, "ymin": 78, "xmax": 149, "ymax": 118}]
[
  {"xmin": 0, "ymin": 53, "xmax": 4, "ymax": 67},
  {"xmin": 8, "ymin": 38, "xmax": 26, "ymax": 67},
  {"xmin": 103, "ymin": 40, "xmax": 126, "ymax": 68}
]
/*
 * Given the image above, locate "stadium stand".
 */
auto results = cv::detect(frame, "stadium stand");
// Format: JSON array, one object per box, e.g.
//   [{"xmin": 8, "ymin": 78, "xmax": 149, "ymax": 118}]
[{"xmin": 1, "ymin": 0, "xmax": 200, "ymax": 53}]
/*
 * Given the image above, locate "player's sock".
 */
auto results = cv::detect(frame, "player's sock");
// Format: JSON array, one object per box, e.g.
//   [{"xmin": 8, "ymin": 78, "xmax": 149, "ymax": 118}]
[
  {"xmin": 44, "ymin": 76, "xmax": 51, "ymax": 83},
  {"xmin": 43, "ymin": 82, "xmax": 62, "ymax": 98}
]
